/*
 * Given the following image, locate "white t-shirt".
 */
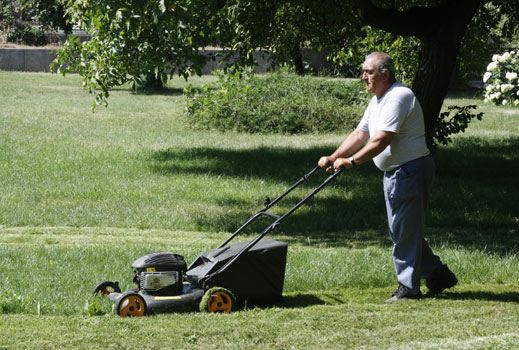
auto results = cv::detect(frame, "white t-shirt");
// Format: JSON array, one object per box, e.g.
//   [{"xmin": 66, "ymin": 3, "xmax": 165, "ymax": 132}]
[{"xmin": 357, "ymin": 82, "xmax": 430, "ymax": 171}]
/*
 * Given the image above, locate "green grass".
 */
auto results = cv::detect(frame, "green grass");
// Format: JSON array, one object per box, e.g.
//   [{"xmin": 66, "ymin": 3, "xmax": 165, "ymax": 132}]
[{"xmin": 1, "ymin": 71, "xmax": 519, "ymax": 349}]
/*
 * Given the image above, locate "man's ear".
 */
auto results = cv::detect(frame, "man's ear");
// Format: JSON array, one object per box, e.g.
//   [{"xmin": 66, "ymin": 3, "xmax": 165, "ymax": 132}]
[{"xmin": 382, "ymin": 69, "xmax": 391, "ymax": 81}]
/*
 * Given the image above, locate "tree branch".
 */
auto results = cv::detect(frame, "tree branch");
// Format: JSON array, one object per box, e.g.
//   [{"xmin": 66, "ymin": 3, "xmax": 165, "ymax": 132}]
[{"xmin": 352, "ymin": 0, "xmax": 479, "ymax": 38}]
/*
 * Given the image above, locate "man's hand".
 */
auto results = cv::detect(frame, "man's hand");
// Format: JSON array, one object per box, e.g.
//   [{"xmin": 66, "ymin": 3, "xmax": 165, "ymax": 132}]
[
  {"xmin": 318, "ymin": 156, "xmax": 355, "ymax": 171},
  {"xmin": 318, "ymin": 156, "xmax": 336, "ymax": 171},
  {"xmin": 333, "ymin": 158, "xmax": 354, "ymax": 170}
]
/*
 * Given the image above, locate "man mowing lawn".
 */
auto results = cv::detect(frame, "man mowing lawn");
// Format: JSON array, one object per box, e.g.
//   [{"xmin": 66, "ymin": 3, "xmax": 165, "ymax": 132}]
[{"xmin": 318, "ymin": 52, "xmax": 458, "ymax": 302}]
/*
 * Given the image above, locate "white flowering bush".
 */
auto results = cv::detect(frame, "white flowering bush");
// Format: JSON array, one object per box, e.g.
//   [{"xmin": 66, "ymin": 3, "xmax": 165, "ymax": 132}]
[{"xmin": 483, "ymin": 51, "xmax": 519, "ymax": 106}]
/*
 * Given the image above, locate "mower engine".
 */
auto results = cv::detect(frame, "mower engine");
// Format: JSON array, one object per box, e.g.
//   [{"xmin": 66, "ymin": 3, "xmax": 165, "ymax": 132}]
[{"xmin": 132, "ymin": 252, "xmax": 187, "ymax": 296}]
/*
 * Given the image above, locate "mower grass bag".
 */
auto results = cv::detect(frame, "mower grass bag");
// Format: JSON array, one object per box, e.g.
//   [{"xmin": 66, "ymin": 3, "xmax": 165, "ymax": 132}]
[{"xmin": 187, "ymin": 238, "xmax": 288, "ymax": 304}]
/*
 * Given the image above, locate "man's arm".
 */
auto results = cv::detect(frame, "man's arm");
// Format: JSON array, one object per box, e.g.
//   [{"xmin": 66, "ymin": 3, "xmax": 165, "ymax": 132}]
[
  {"xmin": 318, "ymin": 128, "xmax": 369, "ymax": 169},
  {"xmin": 333, "ymin": 130, "xmax": 395, "ymax": 169}
]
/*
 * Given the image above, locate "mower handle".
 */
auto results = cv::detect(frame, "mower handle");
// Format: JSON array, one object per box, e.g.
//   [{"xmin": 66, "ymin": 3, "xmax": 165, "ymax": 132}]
[
  {"xmin": 201, "ymin": 165, "xmax": 344, "ymax": 286},
  {"xmin": 211, "ymin": 163, "xmax": 344, "ymax": 257}
]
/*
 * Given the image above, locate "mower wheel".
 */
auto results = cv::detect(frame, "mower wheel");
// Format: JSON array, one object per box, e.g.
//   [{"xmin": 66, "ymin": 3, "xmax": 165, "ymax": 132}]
[
  {"xmin": 116, "ymin": 292, "xmax": 147, "ymax": 317},
  {"xmin": 92, "ymin": 281, "xmax": 121, "ymax": 296},
  {"xmin": 199, "ymin": 287, "xmax": 235, "ymax": 313}
]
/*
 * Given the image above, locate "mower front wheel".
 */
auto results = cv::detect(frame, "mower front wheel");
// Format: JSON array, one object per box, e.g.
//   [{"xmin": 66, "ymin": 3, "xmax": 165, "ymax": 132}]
[
  {"xmin": 92, "ymin": 280, "xmax": 121, "ymax": 296},
  {"xmin": 116, "ymin": 292, "xmax": 147, "ymax": 317},
  {"xmin": 199, "ymin": 287, "xmax": 235, "ymax": 313}
]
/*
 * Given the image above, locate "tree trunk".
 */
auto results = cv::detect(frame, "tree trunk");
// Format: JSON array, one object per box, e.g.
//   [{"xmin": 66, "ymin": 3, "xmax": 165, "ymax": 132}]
[
  {"xmin": 352, "ymin": 0, "xmax": 483, "ymax": 144},
  {"xmin": 413, "ymin": 35, "xmax": 466, "ymax": 144},
  {"xmin": 143, "ymin": 71, "xmax": 164, "ymax": 90},
  {"xmin": 291, "ymin": 44, "xmax": 305, "ymax": 75},
  {"xmin": 412, "ymin": 2, "xmax": 482, "ymax": 145}
]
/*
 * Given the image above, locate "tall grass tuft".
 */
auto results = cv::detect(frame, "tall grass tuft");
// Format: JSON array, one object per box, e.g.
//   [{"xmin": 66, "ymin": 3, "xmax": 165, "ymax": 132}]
[{"xmin": 0, "ymin": 290, "xmax": 32, "ymax": 314}]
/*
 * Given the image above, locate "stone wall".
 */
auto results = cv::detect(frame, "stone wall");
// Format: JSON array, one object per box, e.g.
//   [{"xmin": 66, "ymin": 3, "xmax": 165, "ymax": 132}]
[
  {"xmin": 0, "ymin": 48, "xmax": 329, "ymax": 74},
  {"xmin": 0, "ymin": 48, "xmax": 57, "ymax": 72}
]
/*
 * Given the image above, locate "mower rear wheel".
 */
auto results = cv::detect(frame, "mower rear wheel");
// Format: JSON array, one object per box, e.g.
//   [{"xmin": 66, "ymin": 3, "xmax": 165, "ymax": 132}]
[
  {"xmin": 92, "ymin": 281, "xmax": 121, "ymax": 296},
  {"xmin": 199, "ymin": 287, "xmax": 235, "ymax": 313},
  {"xmin": 116, "ymin": 292, "xmax": 147, "ymax": 317}
]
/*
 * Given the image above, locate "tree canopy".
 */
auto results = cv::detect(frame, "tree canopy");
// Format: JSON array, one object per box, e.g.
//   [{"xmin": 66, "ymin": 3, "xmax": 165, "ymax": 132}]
[{"xmin": 55, "ymin": 0, "xmax": 519, "ymax": 133}]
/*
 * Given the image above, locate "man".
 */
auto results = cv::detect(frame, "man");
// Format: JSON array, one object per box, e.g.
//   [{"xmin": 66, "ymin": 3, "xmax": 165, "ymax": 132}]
[{"xmin": 318, "ymin": 52, "xmax": 457, "ymax": 302}]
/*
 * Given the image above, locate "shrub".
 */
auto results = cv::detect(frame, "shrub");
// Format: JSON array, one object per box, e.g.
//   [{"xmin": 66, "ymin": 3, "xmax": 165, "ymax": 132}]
[
  {"xmin": 184, "ymin": 69, "xmax": 369, "ymax": 134},
  {"xmin": 6, "ymin": 22, "xmax": 47, "ymax": 46},
  {"xmin": 483, "ymin": 51, "xmax": 519, "ymax": 106}
]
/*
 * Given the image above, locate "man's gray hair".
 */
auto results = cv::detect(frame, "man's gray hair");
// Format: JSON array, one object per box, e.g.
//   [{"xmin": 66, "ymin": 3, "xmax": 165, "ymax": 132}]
[{"xmin": 366, "ymin": 52, "xmax": 396, "ymax": 82}]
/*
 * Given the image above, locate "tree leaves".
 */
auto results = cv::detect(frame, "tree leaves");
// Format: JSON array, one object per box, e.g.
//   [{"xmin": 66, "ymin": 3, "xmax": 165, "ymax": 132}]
[
  {"xmin": 54, "ymin": 0, "xmax": 230, "ymax": 107},
  {"xmin": 159, "ymin": 0, "xmax": 166, "ymax": 13}
]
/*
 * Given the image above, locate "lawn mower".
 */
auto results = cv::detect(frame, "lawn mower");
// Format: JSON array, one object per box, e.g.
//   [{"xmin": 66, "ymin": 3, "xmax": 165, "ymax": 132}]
[{"xmin": 93, "ymin": 164, "xmax": 344, "ymax": 317}]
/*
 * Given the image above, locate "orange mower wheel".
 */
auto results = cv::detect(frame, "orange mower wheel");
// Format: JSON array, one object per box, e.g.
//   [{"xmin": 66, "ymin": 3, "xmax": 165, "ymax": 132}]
[
  {"xmin": 116, "ymin": 293, "xmax": 147, "ymax": 317},
  {"xmin": 199, "ymin": 287, "xmax": 236, "ymax": 313}
]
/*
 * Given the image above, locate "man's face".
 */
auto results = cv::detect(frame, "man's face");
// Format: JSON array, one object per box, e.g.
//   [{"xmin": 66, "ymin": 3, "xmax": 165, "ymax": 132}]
[{"xmin": 362, "ymin": 57, "xmax": 386, "ymax": 97}]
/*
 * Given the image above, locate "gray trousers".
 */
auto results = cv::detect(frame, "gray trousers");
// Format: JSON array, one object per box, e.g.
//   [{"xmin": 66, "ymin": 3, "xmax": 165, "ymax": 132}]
[{"xmin": 383, "ymin": 155, "xmax": 442, "ymax": 294}]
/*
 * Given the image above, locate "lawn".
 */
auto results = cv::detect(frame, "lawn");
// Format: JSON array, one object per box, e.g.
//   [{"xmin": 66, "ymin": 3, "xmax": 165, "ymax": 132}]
[{"xmin": 1, "ymin": 71, "xmax": 518, "ymax": 349}]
